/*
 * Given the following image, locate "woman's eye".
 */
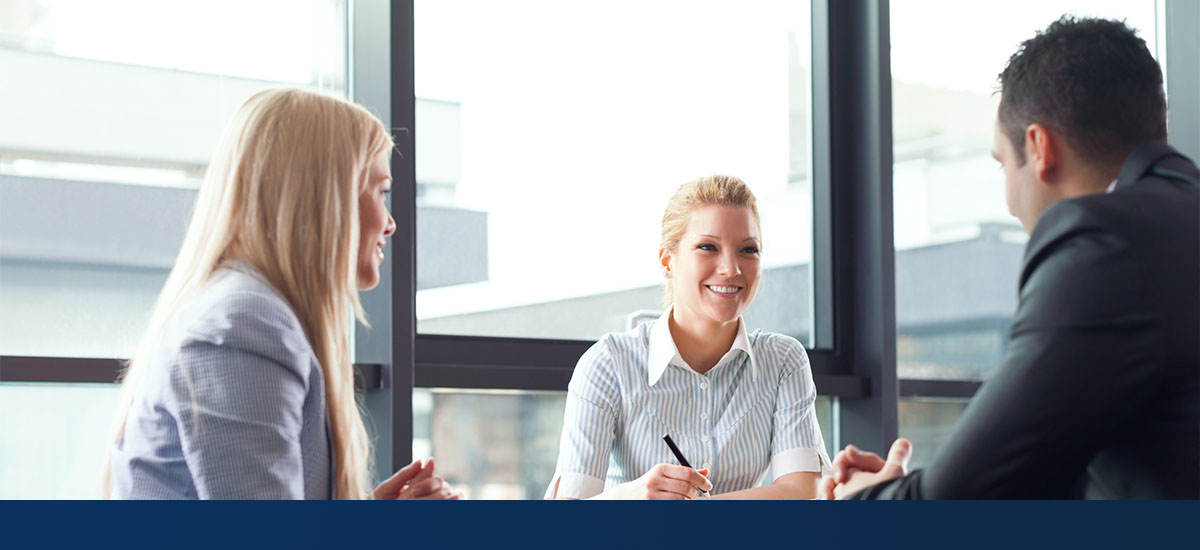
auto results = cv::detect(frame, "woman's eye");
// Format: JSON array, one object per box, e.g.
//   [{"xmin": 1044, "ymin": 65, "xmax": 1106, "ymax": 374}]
[
  {"xmin": 741, "ymin": 247, "xmax": 760, "ymax": 254},
  {"xmin": 696, "ymin": 243, "xmax": 717, "ymax": 251}
]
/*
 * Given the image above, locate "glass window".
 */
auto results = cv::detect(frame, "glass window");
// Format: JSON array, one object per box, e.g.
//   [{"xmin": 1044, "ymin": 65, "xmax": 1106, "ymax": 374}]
[
  {"xmin": 414, "ymin": 0, "xmax": 816, "ymax": 344},
  {"xmin": 0, "ymin": 0, "xmax": 350, "ymax": 500},
  {"xmin": 413, "ymin": 389, "xmax": 566, "ymax": 500},
  {"xmin": 896, "ymin": 396, "xmax": 969, "ymax": 471},
  {"xmin": 890, "ymin": 0, "xmax": 1158, "ymax": 381},
  {"xmin": 414, "ymin": 388, "xmax": 833, "ymax": 499},
  {"xmin": 0, "ymin": 0, "xmax": 349, "ymax": 359},
  {"xmin": 0, "ymin": 383, "xmax": 122, "ymax": 499}
]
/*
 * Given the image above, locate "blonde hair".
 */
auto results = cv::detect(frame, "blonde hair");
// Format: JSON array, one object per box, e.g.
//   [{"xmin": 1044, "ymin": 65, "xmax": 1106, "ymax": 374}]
[
  {"xmin": 102, "ymin": 88, "xmax": 393, "ymax": 499},
  {"xmin": 659, "ymin": 175, "xmax": 761, "ymax": 306}
]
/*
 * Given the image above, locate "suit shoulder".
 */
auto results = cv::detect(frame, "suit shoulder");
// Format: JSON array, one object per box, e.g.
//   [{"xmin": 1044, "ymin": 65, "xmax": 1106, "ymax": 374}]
[
  {"xmin": 168, "ymin": 269, "xmax": 314, "ymax": 373},
  {"xmin": 1037, "ymin": 181, "xmax": 1197, "ymax": 240}
]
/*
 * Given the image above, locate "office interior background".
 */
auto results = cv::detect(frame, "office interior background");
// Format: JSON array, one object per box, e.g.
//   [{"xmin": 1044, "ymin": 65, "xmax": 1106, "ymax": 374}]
[{"xmin": 0, "ymin": 0, "xmax": 1196, "ymax": 499}]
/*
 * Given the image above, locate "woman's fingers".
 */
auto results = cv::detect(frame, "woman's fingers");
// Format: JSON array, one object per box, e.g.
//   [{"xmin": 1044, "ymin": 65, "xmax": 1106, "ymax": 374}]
[
  {"xmin": 373, "ymin": 459, "xmax": 462, "ymax": 501},
  {"xmin": 403, "ymin": 476, "xmax": 444, "ymax": 498},
  {"xmin": 410, "ymin": 460, "xmax": 435, "ymax": 483},
  {"xmin": 660, "ymin": 464, "xmax": 712, "ymax": 492},
  {"xmin": 373, "ymin": 459, "xmax": 424, "ymax": 499},
  {"xmin": 647, "ymin": 488, "xmax": 688, "ymax": 500},
  {"xmin": 650, "ymin": 476, "xmax": 694, "ymax": 497}
]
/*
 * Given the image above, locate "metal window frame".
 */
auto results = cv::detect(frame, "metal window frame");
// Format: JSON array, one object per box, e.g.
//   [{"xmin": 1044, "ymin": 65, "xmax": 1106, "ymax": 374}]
[{"xmin": 812, "ymin": 0, "xmax": 898, "ymax": 454}]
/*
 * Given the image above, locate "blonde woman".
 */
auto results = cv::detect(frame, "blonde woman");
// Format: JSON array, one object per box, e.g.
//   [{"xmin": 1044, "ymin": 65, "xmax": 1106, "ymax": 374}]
[
  {"xmin": 104, "ymin": 88, "xmax": 457, "ymax": 500},
  {"xmin": 547, "ymin": 175, "xmax": 830, "ymax": 499}
]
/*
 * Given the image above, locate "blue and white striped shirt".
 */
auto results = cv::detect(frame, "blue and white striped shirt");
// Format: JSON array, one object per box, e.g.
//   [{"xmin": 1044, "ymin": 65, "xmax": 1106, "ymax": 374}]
[{"xmin": 547, "ymin": 310, "xmax": 830, "ymax": 499}]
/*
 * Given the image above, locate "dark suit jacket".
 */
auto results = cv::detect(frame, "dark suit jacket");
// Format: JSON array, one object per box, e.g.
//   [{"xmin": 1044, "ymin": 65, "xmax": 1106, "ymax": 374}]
[{"xmin": 852, "ymin": 142, "xmax": 1200, "ymax": 499}]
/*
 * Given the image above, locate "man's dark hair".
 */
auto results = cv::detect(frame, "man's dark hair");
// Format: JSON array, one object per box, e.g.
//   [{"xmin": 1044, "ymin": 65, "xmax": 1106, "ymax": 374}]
[{"xmin": 998, "ymin": 16, "xmax": 1167, "ymax": 170}]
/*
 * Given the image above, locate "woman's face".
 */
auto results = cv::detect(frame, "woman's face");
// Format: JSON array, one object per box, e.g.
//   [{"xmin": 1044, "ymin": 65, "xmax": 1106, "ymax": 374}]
[
  {"xmin": 661, "ymin": 205, "xmax": 762, "ymax": 327},
  {"xmin": 357, "ymin": 152, "xmax": 395, "ymax": 290}
]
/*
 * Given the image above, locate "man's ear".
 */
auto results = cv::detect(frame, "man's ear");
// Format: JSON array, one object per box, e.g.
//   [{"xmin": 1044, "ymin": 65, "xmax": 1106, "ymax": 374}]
[
  {"xmin": 658, "ymin": 248, "xmax": 672, "ymax": 278},
  {"xmin": 1025, "ymin": 123, "xmax": 1059, "ymax": 183}
]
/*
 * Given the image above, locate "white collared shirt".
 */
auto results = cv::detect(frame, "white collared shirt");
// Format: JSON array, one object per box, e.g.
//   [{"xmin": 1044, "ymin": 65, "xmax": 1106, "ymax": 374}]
[{"xmin": 546, "ymin": 309, "xmax": 830, "ymax": 499}]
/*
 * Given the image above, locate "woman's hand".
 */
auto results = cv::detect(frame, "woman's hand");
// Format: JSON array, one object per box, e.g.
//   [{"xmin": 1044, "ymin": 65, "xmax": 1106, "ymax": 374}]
[
  {"xmin": 605, "ymin": 464, "xmax": 711, "ymax": 500},
  {"xmin": 374, "ymin": 458, "xmax": 462, "ymax": 500}
]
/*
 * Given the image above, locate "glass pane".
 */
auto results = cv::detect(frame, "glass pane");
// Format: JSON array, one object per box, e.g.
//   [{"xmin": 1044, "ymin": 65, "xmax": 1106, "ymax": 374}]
[
  {"xmin": 414, "ymin": 388, "xmax": 832, "ymax": 499},
  {"xmin": 890, "ymin": 0, "xmax": 1157, "ymax": 380},
  {"xmin": 413, "ymin": 388, "xmax": 566, "ymax": 500},
  {"xmin": 897, "ymin": 397, "xmax": 969, "ymax": 471},
  {"xmin": 0, "ymin": 1, "xmax": 348, "ymax": 358},
  {"xmin": 0, "ymin": 0, "xmax": 346, "ymax": 83},
  {"xmin": 414, "ymin": 0, "xmax": 816, "ymax": 343},
  {"xmin": 0, "ymin": 382, "xmax": 122, "ymax": 499}
]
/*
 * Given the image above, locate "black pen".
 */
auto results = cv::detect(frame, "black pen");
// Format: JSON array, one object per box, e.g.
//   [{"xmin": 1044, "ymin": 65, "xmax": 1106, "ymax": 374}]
[{"xmin": 662, "ymin": 434, "xmax": 710, "ymax": 498}]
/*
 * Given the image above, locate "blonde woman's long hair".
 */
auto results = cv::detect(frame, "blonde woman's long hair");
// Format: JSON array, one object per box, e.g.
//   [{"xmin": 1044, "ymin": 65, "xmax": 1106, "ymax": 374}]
[
  {"xmin": 102, "ymin": 88, "xmax": 393, "ymax": 499},
  {"xmin": 659, "ymin": 175, "xmax": 761, "ymax": 307}
]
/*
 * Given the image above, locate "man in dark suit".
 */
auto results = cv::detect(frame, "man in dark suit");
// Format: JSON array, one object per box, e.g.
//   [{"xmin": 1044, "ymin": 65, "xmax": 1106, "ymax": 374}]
[{"xmin": 821, "ymin": 16, "xmax": 1199, "ymax": 499}]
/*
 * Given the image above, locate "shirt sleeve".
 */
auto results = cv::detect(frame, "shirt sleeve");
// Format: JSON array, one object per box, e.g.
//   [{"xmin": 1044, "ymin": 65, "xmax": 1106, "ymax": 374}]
[
  {"xmin": 168, "ymin": 291, "xmax": 314, "ymax": 500},
  {"xmin": 769, "ymin": 336, "xmax": 832, "ymax": 479},
  {"xmin": 545, "ymin": 339, "xmax": 620, "ymax": 499}
]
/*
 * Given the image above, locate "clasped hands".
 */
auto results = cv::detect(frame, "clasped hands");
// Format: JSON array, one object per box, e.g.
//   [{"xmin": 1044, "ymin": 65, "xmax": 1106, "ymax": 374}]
[
  {"xmin": 373, "ymin": 458, "xmax": 462, "ymax": 500},
  {"xmin": 819, "ymin": 438, "xmax": 913, "ymax": 499}
]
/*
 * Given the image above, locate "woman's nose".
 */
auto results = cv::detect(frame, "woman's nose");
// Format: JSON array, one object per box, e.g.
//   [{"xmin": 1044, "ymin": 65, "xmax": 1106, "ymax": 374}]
[
  {"xmin": 384, "ymin": 214, "xmax": 396, "ymax": 237},
  {"xmin": 716, "ymin": 253, "xmax": 741, "ymax": 276}
]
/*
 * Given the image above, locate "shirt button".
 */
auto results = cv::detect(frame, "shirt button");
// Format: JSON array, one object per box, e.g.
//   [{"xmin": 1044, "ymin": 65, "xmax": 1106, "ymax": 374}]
[
  {"xmin": 700, "ymin": 412, "xmax": 709, "ymax": 420},
  {"xmin": 701, "ymin": 434, "xmax": 710, "ymax": 443},
  {"xmin": 700, "ymin": 382, "xmax": 709, "ymax": 390}
]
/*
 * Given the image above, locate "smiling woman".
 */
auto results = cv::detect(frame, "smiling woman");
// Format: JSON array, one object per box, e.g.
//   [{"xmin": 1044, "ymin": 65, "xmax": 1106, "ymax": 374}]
[
  {"xmin": 357, "ymin": 152, "xmax": 397, "ymax": 290},
  {"xmin": 103, "ymin": 88, "xmax": 456, "ymax": 500},
  {"xmin": 546, "ymin": 175, "xmax": 830, "ymax": 500}
]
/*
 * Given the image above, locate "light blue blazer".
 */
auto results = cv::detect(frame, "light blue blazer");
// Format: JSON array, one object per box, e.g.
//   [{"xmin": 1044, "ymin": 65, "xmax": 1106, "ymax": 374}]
[{"xmin": 111, "ymin": 262, "xmax": 333, "ymax": 499}]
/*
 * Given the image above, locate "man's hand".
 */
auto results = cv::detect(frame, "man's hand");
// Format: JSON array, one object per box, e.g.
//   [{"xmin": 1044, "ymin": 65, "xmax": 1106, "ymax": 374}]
[{"xmin": 819, "ymin": 438, "xmax": 913, "ymax": 499}]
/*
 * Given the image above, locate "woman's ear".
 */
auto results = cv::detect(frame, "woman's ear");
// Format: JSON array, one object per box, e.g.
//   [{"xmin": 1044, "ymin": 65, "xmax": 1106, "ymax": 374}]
[{"xmin": 658, "ymin": 248, "xmax": 672, "ymax": 278}]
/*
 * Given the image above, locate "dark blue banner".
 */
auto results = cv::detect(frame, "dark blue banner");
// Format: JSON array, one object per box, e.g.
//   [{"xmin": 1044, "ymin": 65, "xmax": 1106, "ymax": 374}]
[{"xmin": 2, "ymin": 500, "xmax": 1195, "ymax": 548}]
